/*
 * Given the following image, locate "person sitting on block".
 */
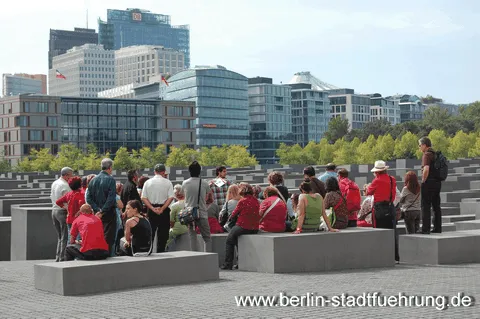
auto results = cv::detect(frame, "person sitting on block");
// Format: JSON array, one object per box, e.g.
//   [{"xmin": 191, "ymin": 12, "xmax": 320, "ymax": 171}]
[{"xmin": 65, "ymin": 204, "xmax": 109, "ymax": 261}]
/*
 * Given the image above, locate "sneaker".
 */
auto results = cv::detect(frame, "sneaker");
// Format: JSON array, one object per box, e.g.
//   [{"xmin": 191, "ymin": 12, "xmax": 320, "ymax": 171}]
[
  {"xmin": 220, "ymin": 264, "xmax": 233, "ymax": 270},
  {"xmin": 233, "ymin": 264, "xmax": 239, "ymax": 270}
]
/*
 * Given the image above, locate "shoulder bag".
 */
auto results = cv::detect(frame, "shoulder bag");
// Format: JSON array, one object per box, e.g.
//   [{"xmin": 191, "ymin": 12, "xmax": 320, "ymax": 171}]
[
  {"xmin": 179, "ymin": 179, "xmax": 202, "ymax": 225},
  {"xmin": 259, "ymin": 198, "xmax": 281, "ymax": 223}
]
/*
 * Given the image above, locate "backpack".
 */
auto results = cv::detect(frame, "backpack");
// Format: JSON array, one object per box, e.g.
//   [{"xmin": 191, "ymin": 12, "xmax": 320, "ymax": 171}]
[
  {"xmin": 429, "ymin": 150, "xmax": 448, "ymax": 181},
  {"xmin": 342, "ymin": 179, "xmax": 361, "ymax": 212}
]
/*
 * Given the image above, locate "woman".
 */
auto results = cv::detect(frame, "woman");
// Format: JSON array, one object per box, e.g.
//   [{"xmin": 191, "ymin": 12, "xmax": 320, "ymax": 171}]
[
  {"xmin": 267, "ymin": 171, "xmax": 288, "ymax": 202},
  {"xmin": 367, "ymin": 160, "xmax": 399, "ymax": 262},
  {"xmin": 120, "ymin": 200, "xmax": 152, "ymax": 256},
  {"xmin": 221, "ymin": 183, "xmax": 260, "ymax": 270},
  {"xmin": 56, "ymin": 176, "xmax": 85, "ymax": 242},
  {"xmin": 294, "ymin": 181, "xmax": 337, "ymax": 233},
  {"xmin": 200, "ymin": 192, "xmax": 224, "ymax": 234},
  {"xmin": 357, "ymin": 184, "xmax": 373, "ymax": 227},
  {"xmin": 137, "ymin": 176, "xmax": 150, "ymax": 198},
  {"xmin": 399, "ymin": 171, "xmax": 421, "ymax": 234},
  {"xmin": 83, "ymin": 174, "xmax": 96, "ymax": 201},
  {"xmin": 113, "ymin": 182, "xmax": 124, "ymax": 256},
  {"xmin": 323, "ymin": 177, "xmax": 349, "ymax": 230},
  {"xmin": 166, "ymin": 185, "xmax": 189, "ymax": 251},
  {"xmin": 218, "ymin": 184, "xmax": 241, "ymax": 227},
  {"xmin": 259, "ymin": 186, "xmax": 288, "ymax": 233}
]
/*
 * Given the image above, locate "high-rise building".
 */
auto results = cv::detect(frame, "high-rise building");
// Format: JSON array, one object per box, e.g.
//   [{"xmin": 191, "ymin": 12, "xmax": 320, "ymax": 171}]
[
  {"xmin": 115, "ymin": 45, "xmax": 185, "ymax": 86},
  {"xmin": 98, "ymin": 8, "xmax": 190, "ymax": 67},
  {"xmin": 328, "ymin": 88, "xmax": 371, "ymax": 129},
  {"xmin": 386, "ymin": 94, "xmax": 425, "ymax": 122},
  {"xmin": 2, "ymin": 74, "xmax": 47, "ymax": 97},
  {"xmin": 163, "ymin": 66, "xmax": 249, "ymax": 148},
  {"xmin": 48, "ymin": 28, "xmax": 98, "ymax": 70},
  {"xmin": 288, "ymin": 72, "xmax": 333, "ymax": 146},
  {"xmin": 0, "ymin": 94, "xmax": 196, "ymax": 165},
  {"xmin": 49, "ymin": 44, "xmax": 115, "ymax": 98},
  {"xmin": 248, "ymin": 77, "xmax": 292, "ymax": 164},
  {"xmin": 368, "ymin": 93, "xmax": 401, "ymax": 125}
]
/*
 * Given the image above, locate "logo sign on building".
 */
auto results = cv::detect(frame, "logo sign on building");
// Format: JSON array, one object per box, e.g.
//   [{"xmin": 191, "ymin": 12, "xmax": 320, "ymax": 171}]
[
  {"xmin": 202, "ymin": 124, "xmax": 217, "ymax": 128},
  {"xmin": 132, "ymin": 12, "xmax": 142, "ymax": 21}
]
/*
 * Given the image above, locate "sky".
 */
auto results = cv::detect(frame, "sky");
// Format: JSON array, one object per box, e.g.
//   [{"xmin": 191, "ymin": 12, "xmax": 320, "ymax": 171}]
[{"xmin": 0, "ymin": 0, "xmax": 479, "ymax": 104}]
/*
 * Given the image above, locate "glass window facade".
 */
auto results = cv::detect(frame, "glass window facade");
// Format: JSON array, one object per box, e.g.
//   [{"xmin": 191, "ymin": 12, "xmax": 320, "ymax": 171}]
[
  {"xmin": 248, "ymin": 83, "xmax": 293, "ymax": 164},
  {"xmin": 163, "ymin": 68, "xmax": 249, "ymax": 148}
]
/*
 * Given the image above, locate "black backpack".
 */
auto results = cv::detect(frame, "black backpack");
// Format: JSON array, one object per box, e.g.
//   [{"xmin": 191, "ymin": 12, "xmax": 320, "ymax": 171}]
[{"xmin": 432, "ymin": 151, "xmax": 448, "ymax": 181}]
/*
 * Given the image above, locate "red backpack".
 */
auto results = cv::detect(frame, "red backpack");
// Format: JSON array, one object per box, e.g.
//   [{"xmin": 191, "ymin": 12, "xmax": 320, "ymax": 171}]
[{"xmin": 341, "ymin": 179, "xmax": 361, "ymax": 212}]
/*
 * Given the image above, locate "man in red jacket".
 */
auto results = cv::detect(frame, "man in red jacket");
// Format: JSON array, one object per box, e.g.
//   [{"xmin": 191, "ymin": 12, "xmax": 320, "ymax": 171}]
[
  {"xmin": 65, "ymin": 204, "xmax": 109, "ymax": 261},
  {"xmin": 337, "ymin": 168, "xmax": 361, "ymax": 227}
]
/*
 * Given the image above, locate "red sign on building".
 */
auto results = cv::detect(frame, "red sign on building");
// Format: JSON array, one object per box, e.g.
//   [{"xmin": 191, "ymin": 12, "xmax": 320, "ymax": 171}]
[{"xmin": 132, "ymin": 12, "xmax": 142, "ymax": 21}]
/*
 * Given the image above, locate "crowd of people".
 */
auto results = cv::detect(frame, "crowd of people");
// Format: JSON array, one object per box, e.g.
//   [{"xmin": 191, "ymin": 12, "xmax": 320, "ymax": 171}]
[{"xmin": 49, "ymin": 137, "xmax": 443, "ymax": 267}]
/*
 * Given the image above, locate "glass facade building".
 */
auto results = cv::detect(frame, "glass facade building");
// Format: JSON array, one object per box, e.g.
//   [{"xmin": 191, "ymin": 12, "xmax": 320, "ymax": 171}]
[
  {"xmin": 386, "ymin": 94, "xmax": 425, "ymax": 123},
  {"xmin": 98, "ymin": 9, "xmax": 190, "ymax": 67},
  {"xmin": 163, "ymin": 66, "xmax": 249, "ymax": 148},
  {"xmin": 328, "ymin": 89, "xmax": 371, "ymax": 130},
  {"xmin": 48, "ymin": 28, "xmax": 98, "ymax": 70},
  {"xmin": 248, "ymin": 77, "xmax": 292, "ymax": 164}
]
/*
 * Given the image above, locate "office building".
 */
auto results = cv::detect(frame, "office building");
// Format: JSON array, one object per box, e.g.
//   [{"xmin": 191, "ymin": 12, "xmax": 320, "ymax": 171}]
[
  {"xmin": 49, "ymin": 44, "xmax": 115, "ymax": 98},
  {"xmin": 0, "ymin": 94, "xmax": 195, "ymax": 165},
  {"xmin": 248, "ymin": 77, "xmax": 292, "ymax": 164},
  {"xmin": 2, "ymin": 74, "xmax": 47, "ymax": 97},
  {"xmin": 386, "ymin": 94, "xmax": 425, "ymax": 122},
  {"xmin": 288, "ymin": 72, "xmax": 333, "ymax": 146},
  {"xmin": 98, "ymin": 8, "xmax": 190, "ymax": 67},
  {"xmin": 115, "ymin": 45, "xmax": 185, "ymax": 86},
  {"xmin": 163, "ymin": 65, "xmax": 249, "ymax": 148},
  {"xmin": 98, "ymin": 84, "xmax": 135, "ymax": 99},
  {"xmin": 48, "ymin": 28, "xmax": 98, "ymax": 70},
  {"xmin": 328, "ymin": 88, "xmax": 371, "ymax": 129},
  {"xmin": 368, "ymin": 93, "xmax": 401, "ymax": 125}
]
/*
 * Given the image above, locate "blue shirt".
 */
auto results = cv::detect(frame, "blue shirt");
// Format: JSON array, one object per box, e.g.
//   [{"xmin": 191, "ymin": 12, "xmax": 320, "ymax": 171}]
[{"xmin": 318, "ymin": 171, "xmax": 338, "ymax": 183}]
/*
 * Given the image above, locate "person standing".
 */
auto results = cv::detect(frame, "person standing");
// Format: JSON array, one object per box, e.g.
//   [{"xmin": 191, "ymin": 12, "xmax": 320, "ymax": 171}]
[
  {"xmin": 50, "ymin": 167, "xmax": 73, "ymax": 262},
  {"xmin": 182, "ymin": 161, "xmax": 212, "ymax": 252},
  {"xmin": 399, "ymin": 171, "xmax": 422, "ymax": 234},
  {"xmin": 141, "ymin": 164, "xmax": 174, "ymax": 253},
  {"xmin": 86, "ymin": 158, "xmax": 117, "ymax": 256},
  {"xmin": 419, "ymin": 137, "xmax": 442, "ymax": 234},
  {"xmin": 209, "ymin": 166, "xmax": 232, "ymax": 208},
  {"xmin": 318, "ymin": 163, "xmax": 338, "ymax": 183},
  {"xmin": 121, "ymin": 170, "xmax": 141, "ymax": 210}
]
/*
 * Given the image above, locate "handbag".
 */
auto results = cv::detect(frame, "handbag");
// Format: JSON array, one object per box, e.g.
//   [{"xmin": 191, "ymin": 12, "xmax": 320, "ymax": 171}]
[
  {"xmin": 399, "ymin": 192, "xmax": 420, "ymax": 220},
  {"xmin": 224, "ymin": 215, "xmax": 237, "ymax": 232},
  {"xmin": 219, "ymin": 201, "xmax": 229, "ymax": 226},
  {"xmin": 179, "ymin": 178, "xmax": 202, "ymax": 225},
  {"xmin": 373, "ymin": 176, "xmax": 395, "ymax": 220}
]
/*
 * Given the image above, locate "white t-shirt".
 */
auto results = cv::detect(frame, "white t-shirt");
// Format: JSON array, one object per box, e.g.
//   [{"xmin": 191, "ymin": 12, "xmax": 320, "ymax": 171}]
[
  {"xmin": 141, "ymin": 175, "xmax": 174, "ymax": 205},
  {"xmin": 50, "ymin": 178, "xmax": 71, "ymax": 209}
]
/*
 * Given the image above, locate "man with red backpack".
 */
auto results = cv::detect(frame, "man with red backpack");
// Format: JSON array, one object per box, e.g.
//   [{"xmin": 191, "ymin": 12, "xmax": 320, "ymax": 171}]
[{"xmin": 337, "ymin": 168, "xmax": 361, "ymax": 227}]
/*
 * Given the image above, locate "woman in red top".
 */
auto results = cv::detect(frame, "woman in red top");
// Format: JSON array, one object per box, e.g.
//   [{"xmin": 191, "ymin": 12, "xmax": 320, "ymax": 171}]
[
  {"xmin": 366, "ymin": 160, "xmax": 399, "ymax": 263},
  {"xmin": 259, "ymin": 187, "xmax": 287, "ymax": 232},
  {"xmin": 221, "ymin": 183, "xmax": 260, "ymax": 270},
  {"xmin": 56, "ymin": 176, "xmax": 86, "ymax": 242}
]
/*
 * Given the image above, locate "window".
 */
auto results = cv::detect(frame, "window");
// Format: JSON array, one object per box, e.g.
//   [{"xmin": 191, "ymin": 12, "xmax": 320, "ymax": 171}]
[
  {"xmin": 51, "ymin": 131, "xmax": 58, "ymax": 141},
  {"xmin": 15, "ymin": 116, "xmax": 28, "ymax": 127},
  {"xmin": 38, "ymin": 103, "xmax": 48, "ymax": 113},
  {"xmin": 29, "ymin": 130, "xmax": 43, "ymax": 141},
  {"xmin": 47, "ymin": 117, "xmax": 57, "ymax": 127}
]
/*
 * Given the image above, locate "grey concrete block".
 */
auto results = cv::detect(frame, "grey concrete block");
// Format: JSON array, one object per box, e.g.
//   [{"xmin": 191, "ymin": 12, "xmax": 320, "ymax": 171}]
[
  {"xmin": 171, "ymin": 233, "xmax": 227, "ymax": 266},
  {"xmin": 10, "ymin": 206, "xmax": 58, "ymax": 261},
  {"xmin": 397, "ymin": 223, "xmax": 456, "ymax": 235},
  {"xmin": 0, "ymin": 197, "xmax": 52, "ymax": 216},
  {"xmin": 442, "ymin": 214, "xmax": 476, "ymax": 223},
  {"xmin": 399, "ymin": 230, "xmax": 480, "ymax": 265},
  {"xmin": 0, "ymin": 217, "xmax": 11, "ymax": 261},
  {"xmin": 34, "ymin": 251, "xmax": 219, "ymax": 296},
  {"xmin": 238, "ymin": 228, "xmax": 395, "ymax": 273},
  {"xmin": 455, "ymin": 220, "xmax": 480, "ymax": 231}
]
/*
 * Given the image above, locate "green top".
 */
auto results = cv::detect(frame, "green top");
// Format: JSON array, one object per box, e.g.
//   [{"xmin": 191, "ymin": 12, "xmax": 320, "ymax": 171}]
[
  {"xmin": 170, "ymin": 201, "xmax": 188, "ymax": 234},
  {"xmin": 298, "ymin": 194, "xmax": 323, "ymax": 231}
]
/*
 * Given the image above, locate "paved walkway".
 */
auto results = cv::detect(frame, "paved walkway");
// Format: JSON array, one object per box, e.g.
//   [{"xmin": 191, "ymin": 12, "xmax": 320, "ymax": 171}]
[{"xmin": 0, "ymin": 260, "xmax": 478, "ymax": 318}]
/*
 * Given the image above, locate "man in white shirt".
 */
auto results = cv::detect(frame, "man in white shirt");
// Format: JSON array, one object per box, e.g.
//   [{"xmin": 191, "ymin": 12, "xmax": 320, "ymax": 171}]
[
  {"xmin": 50, "ymin": 167, "xmax": 73, "ymax": 262},
  {"xmin": 141, "ymin": 164, "xmax": 174, "ymax": 253}
]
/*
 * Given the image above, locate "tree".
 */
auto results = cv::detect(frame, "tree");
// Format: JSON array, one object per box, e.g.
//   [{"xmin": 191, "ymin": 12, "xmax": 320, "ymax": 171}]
[
  {"xmin": 359, "ymin": 119, "xmax": 391, "ymax": 140},
  {"xmin": 302, "ymin": 141, "xmax": 320, "ymax": 164},
  {"xmin": 16, "ymin": 156, "xmax": 33, "ymax": 172},
  {"xmin": 373, "ymin": 134, "xmax": 395, "ymax": 161},
  {"xmin": 199, "ymin": 145, "xmax": 228, "ymax": 167},
  {"xmin": 421, "ymin": 95, "xmax": 443, "ymax": 104},
  {"xmin": 448, "ymin": 131, "xmax": 475, "ymax": 159},
  {"xmin": 427, "ymin": 129, "xmax": 449, "ymax": 153},
  {"xmin": 324, "ymin": 117, "xmax": 349, "ymax": 143},
  {"xmin": 113, "ymin": 147, "xmax": 135, "ymax": 170},
  {"xmin": 468, "ymin": 134, "xmax": 480, "ymax": 157},
  {"xmin": 422, "ymin": 106, "xmax": 452, "ymax": 132},
  {"xmin": 333, "ymin": 137, "xmax": 360, "ymax": 164},
  {"xmin": 152, "ymin": 144, "xmax": 167, "ymax": 166},
  {"xmin": 50, "ymin": 144, "xmax": 84, "ymax": 171},
  {"xmin": 225, "ymin": 145, "xmax": 258, "ymax": 168},
  {"xmin": 165, "ymin": 145, "xmax": 198, "ymax": 168},
  {"xmin": 133, "ymin": 147, "xmax": 156, "ymax": 169},
  {"xmin": 30, "ymin": 148, "xmax": 55, "ymax": 172},
  {"xmin": 0, "ymin": 151, "xmax": 11, "ymax": 173},
  {"xmin": 317, "ymin": 138, "xmax": 334, "ymax": 165},
  {"xmin": 356, "ymin": 135, "xmax": 377, "ymax": 165},
  {"xmin": 394, "ymin": 131, "xmax": 418, "ymax": 159},
  {"xmin": 82, "ymin": 144, "xmax": 101, "ymax": 170},
  {"xmin": 460, "ymin": 101, "xmax": 480, "ymax": 130},
  {"xmin": 276, "ymin": 144, "xmax": 306, "ymax": 165}
]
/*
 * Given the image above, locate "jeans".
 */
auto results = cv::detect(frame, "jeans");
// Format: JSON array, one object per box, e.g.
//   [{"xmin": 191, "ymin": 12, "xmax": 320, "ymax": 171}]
[
  {"xmin": 52, "ymin": 209, "xmax": 68, "ymax": 262},
  {"xmin": 65, "ymin": 244, "xmax": 109, "ymax": 261},
  {"xmin": 148, "ymin": 204, "xmax": 170, "ymax": 253},
  {"xmin": 373, "ymin": 211, "xmax": 399, "ymax": 262},
  {"xmin": 404, "ymin": 210, "xmax": 421, "ymax": 234},
  {"xmin": 421, "ymin": 180, "xmax": 442, "ymax": 233},
  {"xmin": 224, "ymin": 225, "xmax": 258, "ymax": 266},
  {"xmin": 189, "ymin": 217, "xmax": 212, "ymax": 252},
  {"xmin": 67, "ymin": 224, "xmax": 81, "ymax": 243}
]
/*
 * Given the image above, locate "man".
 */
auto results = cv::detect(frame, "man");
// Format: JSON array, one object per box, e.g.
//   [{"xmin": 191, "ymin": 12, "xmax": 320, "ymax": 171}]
[
  {"xmin": 50, "ymin": 167, "xmax": 73, "ymax": 262},
  {"xmin": 86, "ymin": 158, "xmax": 117, "ymax": 255},
  {"xmin": 209, "ymin": 166, "xmax": 232, "ymax": 207},
  {"xmin": 121, "ymin": 169, "xmax": 141, "ymax": 211},
  {"xmin": 318, "ymin": 163, "xmax": 338, "ymax": 183},
  {"xmin": 183, "ymin": 161, "xmax": 212, "ymax": 252},
  {"xmin": 419, "ymin": 137, "xmax": 442, "ymax": 234},
  {"xmin": 303, "ymin": 166, "xmax": 326, "ymax": 198},
  {"xmin": 65, "ymin": 204, "xmax": 109, "ymax": 261},
  {"xmin": 141, "ymin": 164, "xmax": 174, "ymax": 253},
  {"xmin": 337, "ymin": 168, "xmax": 361, "ymax": 227}
]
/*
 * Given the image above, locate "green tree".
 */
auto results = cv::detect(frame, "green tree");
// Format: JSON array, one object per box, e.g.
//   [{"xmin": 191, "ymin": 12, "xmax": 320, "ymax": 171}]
[
  {"xmin": 133, "ymin": 147, "xmax": 157, "ymax": 169},
  {"xmin": 152, "ymin": 144, "xmax": 167, "ymax": 165},
  {"xmin": 468, "ymin": 134, "xmax": 480, "ymax": 157},
  {"xmin": 333, "ymin": 137, "xmax": 360, "ymax": 164},
  {"xmin": 50, "ymin": 144, "xmax": 84, "ymax": 171},
  {"xmin": 373, "ymin": 134, "xmax": 395, "ymax": 161},
  {"xmin": 394, "ymin": 131, "xmax": 418, "ymax": 159},
  {"xmin": 359, "ymin": 119, "xmax": 391, "ymax": 140},
  {"xmin": 460, "ymin": 101, "xmax": 480, "ymax": 130},
  {"xmin": 225, "ymin": 145, "xmax": 258, "ymax": 168},
  {"xmin": 448, "ymin": 131, "xmax": 476, "ymax": 159},
  {"xmin": 166, "ymin": 145, "xmax": 198, "ymax": 168},
  {"xmin": 0, "ymin": 151, "xmax": 11, "ymax": 172},
  {"xmin": 82, "ymin": 144, "xmax": 101, "ymax": 170},
  {"xmin": 427, "ymin": 129, "xmax": 449, "ymax": 154},
  {"xmin": 317, "ymin": 138, "xmax": 334, "ymax": 165},
  {"xmin": 30, "ymin": 148, "xmax": 55, "ymax": 172},
  {"xmin": 325, "ymin": 117, "xmax": 349, "ymax": 143},
  {"xmin": 199, "ymin": 145, "xmax": 228, "ymax": 167},
  {"xmin": 423, "ymin": 106, "xmax": 452, "ymax": 132},
  {"xmin": 113, "ymin": 147, "xmax": 135, "ymax": 170},
  {"xmin": 276, "ymin": 143, "xmax": 307, "ymax": 165},
  {"xmin": 16, "ymin": 156, "xmax": 33, "ymax": 172},
  {"xmin": 302, "ymin": 141, "xmax": 320, "ymax": 164}
]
